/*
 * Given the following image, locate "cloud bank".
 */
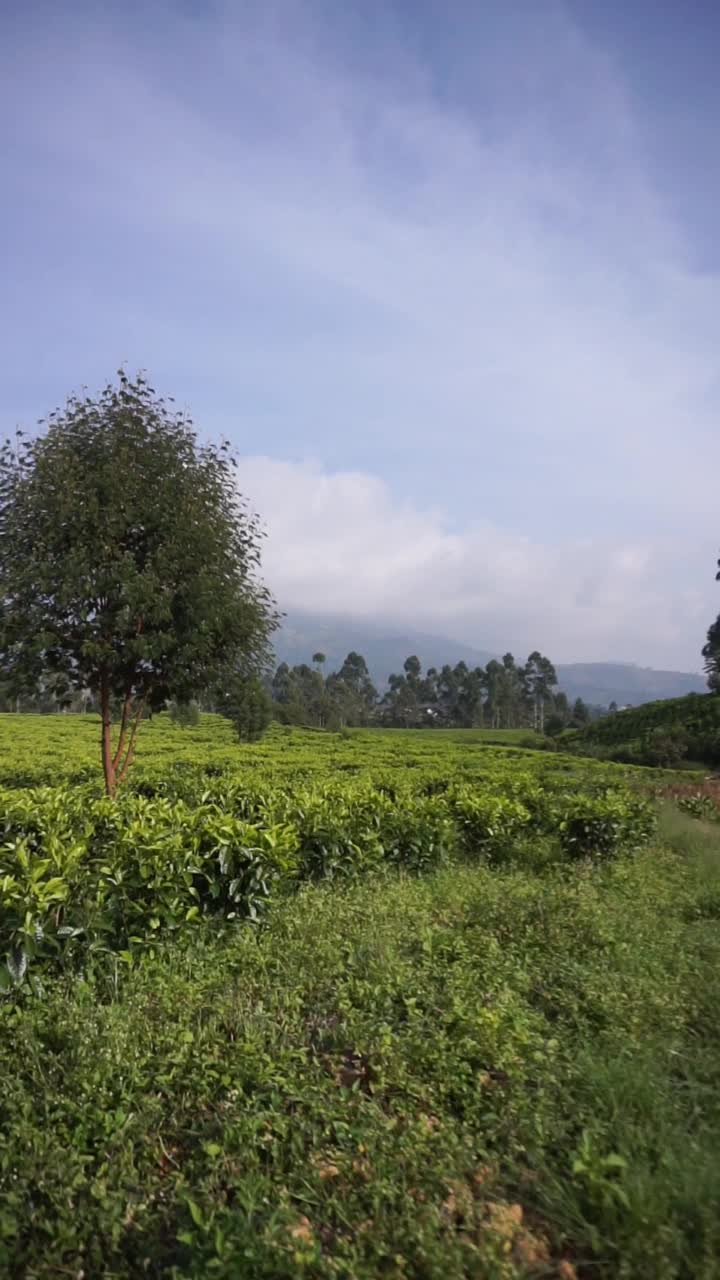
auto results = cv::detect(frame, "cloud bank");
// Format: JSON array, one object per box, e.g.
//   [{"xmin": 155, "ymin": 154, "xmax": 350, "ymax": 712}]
[
  {"xmin": 1, "ymin": 1, "xmax": 719, "ymax": 666},
  {"xmin": 241, "ymin": 456, "xmax": 712, "ymax": 669}
]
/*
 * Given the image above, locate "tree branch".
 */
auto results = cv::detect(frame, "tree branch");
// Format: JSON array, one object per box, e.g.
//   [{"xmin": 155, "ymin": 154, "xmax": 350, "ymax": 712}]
[
  {"xmin": 116, "ymin": 690, "xmax": 148, "ymax": 787},
  {"xmin": 111, "ymin": 686, "xmax": 134, "ymax": 772}
]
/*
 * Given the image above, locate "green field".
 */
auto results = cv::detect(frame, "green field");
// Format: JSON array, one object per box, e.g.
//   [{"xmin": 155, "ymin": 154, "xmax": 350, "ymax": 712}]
[
  {"xmin": 0, "ymin": 712, "xmax": 690, "ymax": 788},
  {"xmin": 2, "ymin": 715, "xmax": 720, "ymax": 1278},
  {"xmin": 566, "ymin": 691, "xmax": 720, "ymax": 769}
]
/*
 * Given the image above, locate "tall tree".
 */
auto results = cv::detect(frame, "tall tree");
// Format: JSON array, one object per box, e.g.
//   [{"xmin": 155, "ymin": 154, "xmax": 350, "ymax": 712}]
[
  {"xmin": 483, "ymin": 659, "xmax": 504, "ymax": 728},
  {"xmin": 554, "ymin": 690, "xmax": 570, "ymax": 723},
  {"xmin": 403, "ymin": 655, "xmax": 422, "ymax": 694},
  {"xmin": 702, "ymin": 553, "xmax": 720, "ymax": 692},
  {"xmin": 571, "ymin": 697, "xmax": 591, "ymax": 727},
  {"xmin": 382, "ymin": 656, "xmax": 426, "ymax": 727},
  {"xmin": 326, "ymin": 651, "xmax": 377, "ymax": 726},
  {"xmin": 523, "ymin": 651, "xmax": 558, "ymax": 733},
  {"xmin": 0, "ymin": 371, "xmax": 277, "ymax": 793},
  {"xmin": 221, "ymin": 673, "xmax": 273, "ymax": 742},
  {"xmin": 271, "ymin": 662, "xmax": 293, "ymax": 705},
  {"xmin": 436, "ymin": 663, "xmax": 459, "ymax": 723},
  {"xmin": 498, "ymin": 654, "xmax": 525, "ymax": 729}
]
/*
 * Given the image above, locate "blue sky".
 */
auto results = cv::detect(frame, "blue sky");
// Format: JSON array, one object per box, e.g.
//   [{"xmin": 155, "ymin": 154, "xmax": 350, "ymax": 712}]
[{"xmin": 2, "ymin": 0, "xmax": 719, "ymax": 667}]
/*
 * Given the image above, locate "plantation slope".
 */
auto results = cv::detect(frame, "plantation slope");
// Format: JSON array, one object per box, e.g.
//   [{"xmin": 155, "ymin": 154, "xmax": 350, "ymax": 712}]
[
  {"xmin": 0, "ymin": 713, "xmax": 701, "ymax": 790},
  {"xmin": 566, "ymin": 692, "xmax": 720, "ymax": 769},
  {"xmin": 1, "ymin": 808, "xmax": 720, "ymax": 1278}
]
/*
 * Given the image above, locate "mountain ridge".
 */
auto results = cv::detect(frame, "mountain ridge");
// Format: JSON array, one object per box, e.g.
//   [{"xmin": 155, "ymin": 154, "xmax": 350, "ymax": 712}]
[{"xmin": 272, "ymin": 610, "xmax": 706, "ymax": 708}]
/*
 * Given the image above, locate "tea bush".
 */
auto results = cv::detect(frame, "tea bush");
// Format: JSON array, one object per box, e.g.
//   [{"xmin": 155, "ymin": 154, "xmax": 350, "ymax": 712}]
[
  {"xmin": 1, "ymin": 768, "xmax": 655, "ymax": 986},
  {"xmin": 2, "ymin": 810, "xmax": 720, "ymax": 1279},
  {"xmin": 567, "ymin": 691, "xmax": 720, "ymax": 768},
  {"xmin": 1, "ymin": 715, "xmax": 719, "ymax": 1278},
  {"xmin": 677, "ymin": 792, "xmax": 720, "ymax": 822}
]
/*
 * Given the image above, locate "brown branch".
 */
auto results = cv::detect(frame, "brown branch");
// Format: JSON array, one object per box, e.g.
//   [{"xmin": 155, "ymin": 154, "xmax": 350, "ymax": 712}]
[
  {"xmin": 100, "ymin": 667, "xmax": 115, "ymax": 797},
  {"xmin": 116, "ymin": 691, "xmax": 148, "ymax": 788},
  {"xmin": 112, "ymin": 617, "xmax": 146, "ymax": 774},
  {"xmin": 111, "ymin": 687, "xmax": 134, "ymax": 773}
]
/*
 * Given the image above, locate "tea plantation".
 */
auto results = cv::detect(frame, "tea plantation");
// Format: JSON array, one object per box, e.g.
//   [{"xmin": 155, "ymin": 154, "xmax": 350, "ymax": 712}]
[
  {"xmin": 566, "ymin": 691, "xmax": 720, "ymax": 769},
  {"xmin": 2, "ymin": 714, "xmax": 720, "ymax": 1278}
]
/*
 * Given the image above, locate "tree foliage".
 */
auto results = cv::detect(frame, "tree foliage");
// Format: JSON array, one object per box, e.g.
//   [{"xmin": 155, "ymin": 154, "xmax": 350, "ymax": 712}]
[
  {"xmin": 0, "ymin": 371, "xmax": 277, "ymax": 791},
  {"xmin": 703, "ymin": 553, "xmax": 720, "ymax": 692},
  {"xmin": 219, "ymin": 673, "xmax": 273, "ymax": 742},
  {"xmin": 168, "ymin": 699, "xmax": 201, "ymax": 729},
  {"xmin": 267, "ymin": 648, "xmax": 587, "ymax": 732}
]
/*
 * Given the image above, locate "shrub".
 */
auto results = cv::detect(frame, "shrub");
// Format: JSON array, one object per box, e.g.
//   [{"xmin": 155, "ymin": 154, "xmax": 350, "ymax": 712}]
[
  {"xmin": 169, "ymin": 700, "xmax": 201, "ymax": 728},
  {"xmin": 449, "ymin": 788, "xmax": 531, "ymax": 862},
  {"xmin": 554, "ymin": 791, "xmax": 656, "ymax": 862}
]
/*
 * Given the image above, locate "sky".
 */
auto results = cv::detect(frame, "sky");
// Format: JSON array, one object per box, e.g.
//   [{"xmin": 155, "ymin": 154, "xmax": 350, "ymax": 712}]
[{"xmin": 2, "ymin": 0, "xmax": 719, "ymax": 669}]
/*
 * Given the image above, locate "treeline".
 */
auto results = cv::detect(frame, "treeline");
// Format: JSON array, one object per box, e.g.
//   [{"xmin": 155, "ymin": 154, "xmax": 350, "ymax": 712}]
[
  {"xmin": 268, "ymin": 650, "xmax": 598, "ymax": 733},
  {"xmin": 2, "ymin": 649, "xmax": 600, "ymax": 736}
]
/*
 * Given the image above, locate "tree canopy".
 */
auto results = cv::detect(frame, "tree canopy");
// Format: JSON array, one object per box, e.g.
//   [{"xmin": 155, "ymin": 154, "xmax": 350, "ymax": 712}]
[
  {"xmin": 0, "ymin": 371, "xmax": 277, "ymax": 791},
  {"xmin": 703, "ymin": 553, "xmax": 720, "ymax": 692},
  {"xmin": 262, "ymin": 648, "xmax": 588, "ymax": 732}
]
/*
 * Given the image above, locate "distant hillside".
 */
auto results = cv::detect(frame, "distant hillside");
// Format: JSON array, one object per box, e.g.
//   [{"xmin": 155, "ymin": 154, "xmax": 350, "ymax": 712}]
[
  {"xmin": 274, "ymin": 612, "xmax": 495, "ymax": 687},
  {"xmin": 273, "ymin": 611, "xmax": 706, "ymax": 708},
  {"xmin": 554, "ymin": 663, "xmax": 706, "ymax": 708},
  {"xmin": 566, "ymin": 692, "xmax": 720, "ymax": 769}
]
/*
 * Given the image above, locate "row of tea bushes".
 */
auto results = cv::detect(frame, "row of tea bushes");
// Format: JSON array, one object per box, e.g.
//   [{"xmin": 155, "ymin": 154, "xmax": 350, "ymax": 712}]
[
  {"xmin": 0, "ymin": 776, "xmax": 655, "ymax": 987},
  {"xmin": 0, "ymin": 714, "xmax": 695, "ymax": 792}
]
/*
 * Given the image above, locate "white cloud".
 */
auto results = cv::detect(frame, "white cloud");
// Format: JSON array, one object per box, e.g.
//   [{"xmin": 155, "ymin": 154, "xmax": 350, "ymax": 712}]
[
  {"xmin": 241, "ymin": 456, "xmax": 713, "ymax": 669},
  {"xmin": 2, "ymin": 2, "xmax": 719, "ymax": 665}
]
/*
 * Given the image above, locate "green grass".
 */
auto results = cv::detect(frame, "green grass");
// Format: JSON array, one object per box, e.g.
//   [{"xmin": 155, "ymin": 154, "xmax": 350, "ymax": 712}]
[
  {"xmin": 0, "ymin": 714, "xmax": 545, "ymax": 785},
  {"xmin": 2, "ymin": 807, "xmax": 720, "ymax": 1278},
  {"xmin": 0, "ymin": 712, "xmax": 698, "ymax": 791}
]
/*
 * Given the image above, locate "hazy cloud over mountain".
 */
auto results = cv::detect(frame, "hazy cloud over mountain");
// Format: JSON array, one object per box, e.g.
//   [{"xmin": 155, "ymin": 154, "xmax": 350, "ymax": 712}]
[
  {"xmin": 2, "ymin": 0, "xmax": 718, "ymax": 667},
  {"xmin": 241, "ymin": 456, "xmax": 710, "ymax": 669}
]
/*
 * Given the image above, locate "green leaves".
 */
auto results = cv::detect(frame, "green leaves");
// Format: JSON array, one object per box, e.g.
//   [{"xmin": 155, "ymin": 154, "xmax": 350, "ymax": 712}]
[
  {"xmin": 0, "ymin": 786, "xmax": 300, "ymax": 983},
  {"xmin": 553, "ymin": 791, "xmax": 656, "ymax": 861},
  {"xmin": 0, "ymin": 751, "xmax": 656, "ymax": 986},
  {"xmin": 0, "ymin": 371, "xmax": 278, "ymax": 790},
  {"xmin": 568, "ymin": 690, "xmax": 720, "ymax": 769}
]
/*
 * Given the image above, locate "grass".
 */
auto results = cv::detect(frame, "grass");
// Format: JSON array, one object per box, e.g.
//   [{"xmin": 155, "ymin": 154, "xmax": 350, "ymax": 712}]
[
  {"xmin": 0, "ymin": 714, "xmax": 545, "ymax": 781},
  {"xmin": 0, "ymin": 712, "xmax": 698, "ymax": 792},
  {"xmin": 2, "ymin": 806, "xmax": 720, "ymax": 1278}
]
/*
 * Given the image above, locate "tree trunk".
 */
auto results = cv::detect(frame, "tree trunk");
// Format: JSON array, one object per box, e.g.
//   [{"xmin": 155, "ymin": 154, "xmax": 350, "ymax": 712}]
[{"xmin": 100, "ymin": 671, "xmax": 116, "ymax": 796}]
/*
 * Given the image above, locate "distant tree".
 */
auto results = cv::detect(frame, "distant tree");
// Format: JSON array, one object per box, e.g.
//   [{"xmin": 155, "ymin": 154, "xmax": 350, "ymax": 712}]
[
  {"xmin": 451, "ymin": 662, "xmax": 484, "ymax": 727},
  {"xmin": 524, "ymin": 651, "xmax": 558, "ymax": 733},
  {"xmin": 382, "ymin": 673, "xmax": 419, "ymax": 727},
  {"xmin": 270, "ymin": 660, "xmax": 325, "ymax": 726},
  {"xmin": 168, "ymin": 699, "xmax": 200, "ymax": 728},
  {"xmin": 498, "ymin": 654, "xmax": 526, "ymax": 729},
  {"xmin": 703, "ymin": 553, "xmax": 720, "ymax": 692},
  {"xmin": 381, "ymin": 656, "xmax": 426, "ymax": 727},
  {"xmin": 608, "ymin": 700, "xmax": 619, "ymax": 715},
  {"xmin": 312, "ymin": 651, "xmax": 326, "ymax": 670},
  {"xmin": 0, "ymin": 371, "xmax": 277, "ymax": 793},
  {"xmin": 271, "ymin": 662, "xmax": 293, "ymax": 705},
  {"xmin": 705, "ymin": 622, "xmax": 720, "ymax": 693},
  {"xmin": 483, "ymin": 659, "xmax": 504, "ymax": 728},
  {"xmin": 403, "ymin": 655, "xmax": 422, "ymax": 688},
  {"xmin": 422, "ymin": 666, "xmax": 440, "ymax": 708},
  {"xmin": 571, "ymin": 697, "xmax": 591, "ymax": 728},
  {"xmin": 221, "ymin": 673, "xmax": 273, "ymax": 742},
  {"xmin": 292, "ymin": 663, "xmax": 325, "ymax": 725},
  {"xmin": 434, "ymin": 664, "xmax": 454, "ymax": 722},
  {"xmin": 544, "ymin": 713, "xmax": 566, "ymax": 738},
  {"xmin": 326, "ymin": 651, "xmax": 377, "ymax": 726},
  {"xmin": 553, "ymin": 690, "xmax": 570, "ymax": 725}
]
